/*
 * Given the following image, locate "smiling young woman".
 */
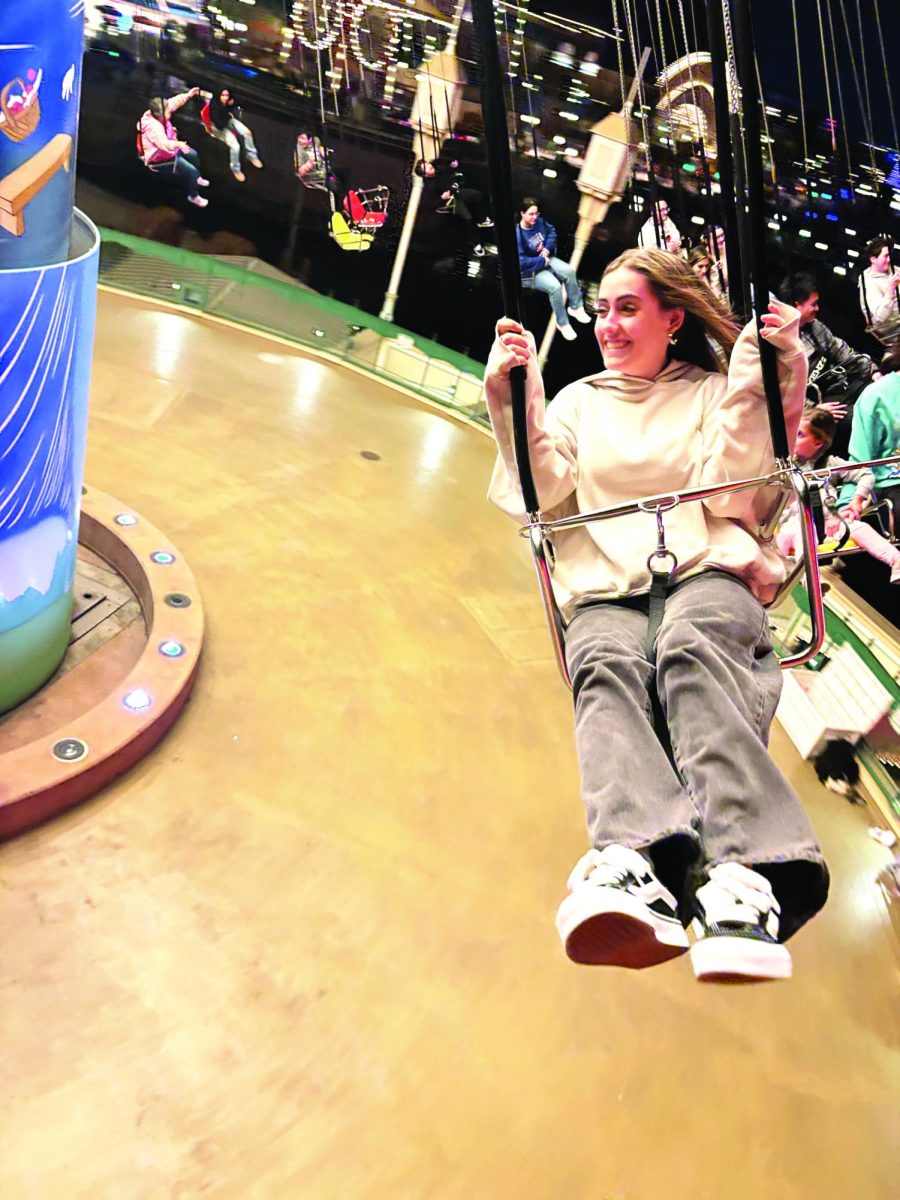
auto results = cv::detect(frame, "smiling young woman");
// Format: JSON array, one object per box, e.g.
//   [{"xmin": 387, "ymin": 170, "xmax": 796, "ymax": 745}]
[{"xmin": 483, "ymin": 247, "xmax": 829, "ymax": 984}]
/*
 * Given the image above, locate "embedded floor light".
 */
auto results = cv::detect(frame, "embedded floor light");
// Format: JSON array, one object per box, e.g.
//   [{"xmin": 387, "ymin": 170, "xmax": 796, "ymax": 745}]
[
  {"xmin": 158, "ymin": 640, "xmax": 186, "ymax": 659},
  {"xmin": 123, "ymin": 688, "xmax": 152, "ymax": 712}
]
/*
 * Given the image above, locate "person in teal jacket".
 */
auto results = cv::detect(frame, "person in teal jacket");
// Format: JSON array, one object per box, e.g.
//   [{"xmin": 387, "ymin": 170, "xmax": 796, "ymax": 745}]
[{"xmin": 839, "ymin": 344, "xmax": 900, "ymax": 524}]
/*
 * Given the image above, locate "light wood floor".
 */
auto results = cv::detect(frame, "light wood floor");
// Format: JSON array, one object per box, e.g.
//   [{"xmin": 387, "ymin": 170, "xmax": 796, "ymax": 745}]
[{"xmin": 2, "ymin": 292, "xmax": 897, "ymax": 1200}]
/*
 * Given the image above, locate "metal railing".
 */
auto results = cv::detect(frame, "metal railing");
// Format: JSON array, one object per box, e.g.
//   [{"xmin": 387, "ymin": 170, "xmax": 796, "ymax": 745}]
[{"xmin": 97, "ymin": 229, "xmax": 490, "ymax": 427}]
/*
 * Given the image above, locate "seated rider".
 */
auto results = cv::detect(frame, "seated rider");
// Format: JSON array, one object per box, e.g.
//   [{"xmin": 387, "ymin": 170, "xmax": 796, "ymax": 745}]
[
  {"xmin": 780, "ymin": 272, "xmax": 879, "ymax": 455},
  {"xmin": 779, "ymin": 406, "xmax": 900, "ymax": 584},
  {"xmin": 415, "ymin": 152, "xmax": 493, "ymax": 255},
  {"xmin": 138, "ymin": 88, "xmax": 209, "ymax": 209},
  {"xmin": 837, "ymin": 342, "xmax": 900, "ymax": 531},
  {"xmin": 207, "ymin": 88, "xmax": 262, "ymax": 183},
  {"xmin": 295, "ymin": 132, "xmax": 345, "ymax": 203},
  {"xmin": 484, "ymin": 248, "xmax": 828, "ymax": 982},
  {"xmin": 858, "ymin": 236, "xmax": 900, "ymax": 346},
  {"xmin": 637, "ymin": 198, "xmax": 683, "ymax": 255},
  {"xmin": 516, "ymin": 197, "xmax": 590, "ymax": 341}
]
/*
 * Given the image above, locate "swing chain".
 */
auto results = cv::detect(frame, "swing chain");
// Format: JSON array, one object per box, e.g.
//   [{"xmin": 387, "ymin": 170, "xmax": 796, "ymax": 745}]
[
  {"xmin": 639, "ymin": 496, "xmax": 679, "ymax": 576},
  {"xmin": 720, "ymin": 0, "xmax": 742, "ymax": 119}
]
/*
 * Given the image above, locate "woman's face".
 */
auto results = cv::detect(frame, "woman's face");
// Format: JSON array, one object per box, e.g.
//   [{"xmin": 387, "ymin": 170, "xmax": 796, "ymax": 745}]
[
  {"xmin": 691, "ymin": 255, "xmax": 711, "ymax": 279},
  {"xmin": 594, "ymin": 267, "xmax": 683, "ymax": 378}
]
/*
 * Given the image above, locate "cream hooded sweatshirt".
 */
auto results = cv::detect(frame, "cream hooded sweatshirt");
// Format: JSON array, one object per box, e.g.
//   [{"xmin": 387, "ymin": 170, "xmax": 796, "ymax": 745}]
[{"xmin": 485, "ymin": 305, "xmax": 807, "ymax": 617}]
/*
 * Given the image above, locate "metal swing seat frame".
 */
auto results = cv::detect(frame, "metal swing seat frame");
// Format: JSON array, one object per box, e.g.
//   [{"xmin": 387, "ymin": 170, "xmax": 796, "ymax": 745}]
[{"xmin": 470, "ymin": 0, "xmax": 900, "ymax": 692}]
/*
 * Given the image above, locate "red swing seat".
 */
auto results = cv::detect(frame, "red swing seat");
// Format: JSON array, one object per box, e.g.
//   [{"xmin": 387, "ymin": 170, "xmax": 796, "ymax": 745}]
[{"xmin": 343, "ymin": 186, "xmax": 389, "ymax": 230}]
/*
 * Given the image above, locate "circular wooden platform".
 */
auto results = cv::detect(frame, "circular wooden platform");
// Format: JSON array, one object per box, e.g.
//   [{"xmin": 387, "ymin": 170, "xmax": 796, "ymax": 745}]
[{"xmin": 0, "ymin": 485, "xmax": 203, "ymax": 838}]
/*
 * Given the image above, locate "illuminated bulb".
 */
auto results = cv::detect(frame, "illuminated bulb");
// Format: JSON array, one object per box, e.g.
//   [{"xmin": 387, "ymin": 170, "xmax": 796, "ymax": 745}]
[{"xmin": 123, "ymin": 688, "xmax": 152, "ymax": 712}]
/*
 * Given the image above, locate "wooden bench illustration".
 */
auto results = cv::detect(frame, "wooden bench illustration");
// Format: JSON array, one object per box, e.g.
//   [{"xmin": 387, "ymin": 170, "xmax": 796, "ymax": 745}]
[{"xmin": 0, "ymin": 134, "xmax": 73, "ymax": 238}]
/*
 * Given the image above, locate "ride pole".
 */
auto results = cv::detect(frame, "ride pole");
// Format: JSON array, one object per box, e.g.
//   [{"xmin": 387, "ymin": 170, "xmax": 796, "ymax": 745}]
[
  {"xmin": 379, "ymin": 2, "xmax": 465, "ymax": 323},
  {"xmin": 535, "ymin": 51, "xmax": 647, "ymax": 367}
]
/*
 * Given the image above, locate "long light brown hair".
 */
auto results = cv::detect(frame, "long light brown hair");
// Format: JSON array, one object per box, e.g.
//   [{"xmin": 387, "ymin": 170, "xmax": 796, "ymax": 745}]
[{"xmin": 602, "ymin": 247, "xmax": 740, "ymax": 373}]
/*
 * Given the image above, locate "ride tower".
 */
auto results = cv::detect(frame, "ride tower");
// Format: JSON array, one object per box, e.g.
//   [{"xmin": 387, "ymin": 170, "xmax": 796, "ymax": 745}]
[{"xmin": 0, "ymin": 2, "xmax": 100, "ymax": 713}]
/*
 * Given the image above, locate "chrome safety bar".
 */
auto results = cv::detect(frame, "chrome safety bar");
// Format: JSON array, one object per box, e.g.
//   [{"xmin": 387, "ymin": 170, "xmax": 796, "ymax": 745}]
[
  {"xmin": 527, "ymin": 522, "xmax": 572, "ymax": 689},
  {"xmin": 778, "ymin": 467, "xmax": 827, "ymax": 669},
  {"xmin": 520, "ymin": 453, "xmax": 900, "ymax": 690},
  {"xmin": 520, "ymin": 454, "xmax": 900, "ymax": 539}
]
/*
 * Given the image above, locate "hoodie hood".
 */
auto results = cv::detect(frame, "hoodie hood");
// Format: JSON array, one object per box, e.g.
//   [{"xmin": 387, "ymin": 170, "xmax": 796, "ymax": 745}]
[{"xmin": 579, "ymin": 358, "xmax": 711, "ymax": 401}]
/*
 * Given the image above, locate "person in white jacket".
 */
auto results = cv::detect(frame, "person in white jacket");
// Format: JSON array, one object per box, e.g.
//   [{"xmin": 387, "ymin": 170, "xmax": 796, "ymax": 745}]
[
  {"xmin": 637, "ymin": 198, "xmax": 682, "ymax": 254},
  {"xmin": 858, "ymin": 236, "xmax": 900, "ymax": 345},
  {"xmin": 484, "ymin": 247, "xmax": 828, "ymax": 983}
]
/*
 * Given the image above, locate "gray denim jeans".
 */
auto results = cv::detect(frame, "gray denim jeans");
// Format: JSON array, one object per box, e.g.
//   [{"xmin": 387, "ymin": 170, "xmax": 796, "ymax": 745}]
[{"xmin": 564, "ymin": 570, "xmax": 829, "ymax": 939}]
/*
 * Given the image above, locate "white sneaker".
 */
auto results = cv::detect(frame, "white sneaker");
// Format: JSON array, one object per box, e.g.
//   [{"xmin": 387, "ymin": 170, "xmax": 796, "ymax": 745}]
[
  {"xmin": 558, "ymin": 322, "xmax": 577, "ymax": 342},
  {"xmin": 187, "ymin": 195, "xmax": 209, "ymax": 208},
  {"xmin": 556, "ymin": 845, "xmax": 689, "ymax": 968},
  {"xmin": 567, "ymin": 305, "xmax": 592, "ymax": 324},
  {"xmin": 690, "ymin": 862, "xmax": 792, "ymax": 982},
  {"xmin": 196, "ymin": 176, "xmax": 210, "ymax": 188}
]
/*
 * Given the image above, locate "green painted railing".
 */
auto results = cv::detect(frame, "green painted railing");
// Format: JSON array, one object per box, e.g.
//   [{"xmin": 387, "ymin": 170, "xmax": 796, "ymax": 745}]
[
  {"xmin": 98, "ymin": 230, "xmax": 490, "ymax": 426},
  {"xmin": 777, "ymin": 582, "xmax": 899, "ymax": 817}
]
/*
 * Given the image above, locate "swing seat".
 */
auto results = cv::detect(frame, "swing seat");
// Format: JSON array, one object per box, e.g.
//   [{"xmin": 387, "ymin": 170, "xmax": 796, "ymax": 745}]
[
  {"xmin": 301, "ymin": 178, "xmax": 330, "ymax": 192},
  {"xmin": 343, "ymin": 187, "xmax": 389, "ymax": 230},
  {"xmin": 330, "ymin": 211, "xmax": 373, "ymax": 252}
]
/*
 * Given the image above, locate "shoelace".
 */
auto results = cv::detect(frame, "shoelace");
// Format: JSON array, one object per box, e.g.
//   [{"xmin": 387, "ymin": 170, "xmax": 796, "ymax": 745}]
[
  {"xmin": 567, "ymin": 848, "xmax": 638, "ymax": 891},
  {"xmin": 707, "ymin": 864, "xmax": 781, "ymax": 919}
]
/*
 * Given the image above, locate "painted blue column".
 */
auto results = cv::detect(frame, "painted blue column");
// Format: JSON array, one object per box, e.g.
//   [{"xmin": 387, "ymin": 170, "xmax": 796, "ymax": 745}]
[
  {"xmin": 0, "ymin": 2, "xmax": 84, "ymax": 268},
  {"xmin": 0, "ymin": 5, "xmax": 98, "ymax": 714}
]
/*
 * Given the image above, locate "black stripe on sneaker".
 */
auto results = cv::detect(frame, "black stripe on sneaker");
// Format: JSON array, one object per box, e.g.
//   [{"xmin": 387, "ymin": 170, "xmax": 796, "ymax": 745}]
[
  {"xmin": 702, "ymin": 920, "xmax": 778, "ymax": 944},
  {"xmin": 647, "ymin": 898, "xmax": 681, "ymax": 921}
]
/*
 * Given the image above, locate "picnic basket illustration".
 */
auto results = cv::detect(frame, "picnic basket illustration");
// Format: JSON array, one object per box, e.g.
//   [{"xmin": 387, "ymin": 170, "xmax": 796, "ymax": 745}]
[{"xmin": 1, "ymin": 77, "xmax": 41, "ymax": 144}]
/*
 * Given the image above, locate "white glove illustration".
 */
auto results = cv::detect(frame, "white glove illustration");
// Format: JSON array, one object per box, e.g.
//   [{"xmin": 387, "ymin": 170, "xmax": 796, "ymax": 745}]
[{"xmin": 62, "ymin": 65, "xmax": 76, "ymax": 102}]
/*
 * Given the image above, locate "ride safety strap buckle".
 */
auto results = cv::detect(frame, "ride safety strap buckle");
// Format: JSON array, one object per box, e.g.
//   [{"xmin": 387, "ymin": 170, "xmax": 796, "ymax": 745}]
[{"xmin": 639, "ymin": 498, "xmax": 680, "ymax": 662}]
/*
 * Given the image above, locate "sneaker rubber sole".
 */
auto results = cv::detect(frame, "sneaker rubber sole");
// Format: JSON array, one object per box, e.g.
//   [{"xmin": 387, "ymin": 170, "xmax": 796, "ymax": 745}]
[
  {"xmin": 690, "ymin": 935, "xmax": 792, "ymax": 982},
  {"xmin": 557, "ymin": 889, "xmax": 689, "ymax": 968}
]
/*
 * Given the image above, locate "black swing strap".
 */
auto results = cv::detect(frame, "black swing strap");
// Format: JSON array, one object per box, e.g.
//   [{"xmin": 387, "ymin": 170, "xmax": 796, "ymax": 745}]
[
  {"xmin": 728, "ymin": 0, "xmax": 790, "ymax": 463},
  {"xmin": 470, "ymin": 0, "xmax": 539, "ymax": 518}
]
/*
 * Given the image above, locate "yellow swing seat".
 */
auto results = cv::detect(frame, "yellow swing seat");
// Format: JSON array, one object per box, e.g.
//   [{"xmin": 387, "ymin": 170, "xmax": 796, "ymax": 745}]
[{"xmin": 330, "ymin": 211, "xmax": 374, "ymax": 252}]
